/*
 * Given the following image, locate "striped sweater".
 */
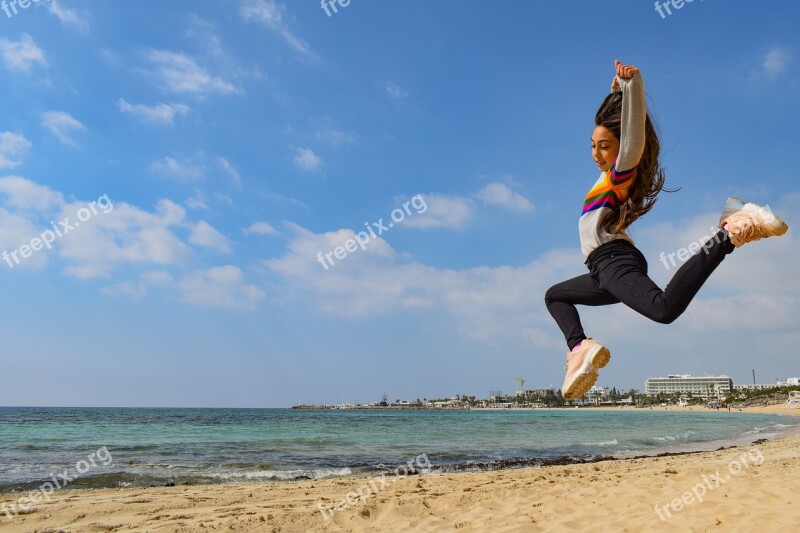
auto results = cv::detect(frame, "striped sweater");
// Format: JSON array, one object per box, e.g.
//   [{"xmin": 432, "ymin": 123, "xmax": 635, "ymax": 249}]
[{"xmin": 579, "ymin": 73, "xmax": 646, "ymax": 260}]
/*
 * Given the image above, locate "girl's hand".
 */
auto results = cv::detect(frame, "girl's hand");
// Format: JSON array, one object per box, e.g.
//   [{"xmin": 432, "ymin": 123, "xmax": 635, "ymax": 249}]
[
  {"xmin": 611, "ymin": 59, "xmax": 639, "ymax": 90},
  {"xmin": 615, "ymin": 59, "xmax": 640, "ymax": 79}
]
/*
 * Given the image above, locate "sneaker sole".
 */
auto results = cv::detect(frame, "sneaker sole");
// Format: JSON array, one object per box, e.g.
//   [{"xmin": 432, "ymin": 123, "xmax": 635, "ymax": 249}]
[
  {"xmin": 722, "ymin": 196, "xmax": 789, "ymax": 235},
  {"xmin": 564, "ymin": 370, "xmax": 599, "ymax": 401},
  {"xmin": 563, "ymin": 345, "xmax": 610, "ymax": 400}
]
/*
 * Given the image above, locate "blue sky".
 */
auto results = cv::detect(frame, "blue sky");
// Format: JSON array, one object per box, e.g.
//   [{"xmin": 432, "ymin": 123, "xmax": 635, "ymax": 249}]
[{"xmin": 0, "ymin": 0, "xmax": 798, "ymax": 407}]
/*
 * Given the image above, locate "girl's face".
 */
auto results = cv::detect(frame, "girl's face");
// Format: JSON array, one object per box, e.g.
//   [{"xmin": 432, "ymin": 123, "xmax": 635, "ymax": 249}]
[{"xmin": 591, "ymin": 126, "xmax": 620, "ymax": 172}]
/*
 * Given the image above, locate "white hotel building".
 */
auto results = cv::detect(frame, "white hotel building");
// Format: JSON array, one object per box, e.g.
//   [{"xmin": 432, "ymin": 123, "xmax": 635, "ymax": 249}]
[{"xmin": 644, "ymin": 374, "xmax": 733, "ymax": 400}]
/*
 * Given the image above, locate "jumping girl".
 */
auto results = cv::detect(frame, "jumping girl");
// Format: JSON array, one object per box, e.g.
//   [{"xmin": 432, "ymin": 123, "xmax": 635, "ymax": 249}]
[{"xmin": 545, "ymin": 60, "xmax": 789, "ymax": 401}]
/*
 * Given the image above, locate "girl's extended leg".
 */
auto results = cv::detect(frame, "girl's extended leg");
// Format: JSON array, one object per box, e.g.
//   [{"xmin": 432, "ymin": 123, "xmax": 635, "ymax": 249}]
[
  {"xmin": 592, "ymin": 230, "xmax": 735, "ymax": 323},
  {"xmin": 545, "ymin": 274, "xmax": 620, "ymax": 350}
]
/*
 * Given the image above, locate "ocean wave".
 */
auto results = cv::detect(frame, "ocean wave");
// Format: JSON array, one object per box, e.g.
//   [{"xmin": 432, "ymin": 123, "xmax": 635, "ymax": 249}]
[
  {"xmin": 582, "ymin": 439, "xmax": 618, "ymax": 447},
  {"xmin": 651, "ymin": 430, "xmax": 695, "ymax": 442},
  {"xmin": 206, "ymin": 467, "xmax": 353, "ymax": 481}
]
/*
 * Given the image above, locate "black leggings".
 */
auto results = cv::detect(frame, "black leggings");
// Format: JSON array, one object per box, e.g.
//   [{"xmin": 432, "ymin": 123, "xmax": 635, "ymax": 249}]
[{"xmin": 544, "ymin": 231, "xmax": 735, "ymax": 350}]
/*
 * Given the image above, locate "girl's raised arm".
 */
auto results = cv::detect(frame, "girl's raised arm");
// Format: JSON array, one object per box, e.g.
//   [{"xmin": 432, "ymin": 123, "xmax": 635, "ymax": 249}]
[{"xmin": 613, "ymin": 60, "xmax": 646, "ymax": 174}]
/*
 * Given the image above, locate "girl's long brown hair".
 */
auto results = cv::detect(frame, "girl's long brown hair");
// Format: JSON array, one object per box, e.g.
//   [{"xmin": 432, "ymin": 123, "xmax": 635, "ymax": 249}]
[{"xmin": 595, "ymin": 91, "xmax": 677, "ymax": 234}]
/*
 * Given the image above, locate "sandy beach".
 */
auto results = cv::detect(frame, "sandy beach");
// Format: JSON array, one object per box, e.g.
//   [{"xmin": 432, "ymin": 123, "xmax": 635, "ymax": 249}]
[{"xmin": 2, "ymin": 406, "xmax": 797, "ymax": 532}]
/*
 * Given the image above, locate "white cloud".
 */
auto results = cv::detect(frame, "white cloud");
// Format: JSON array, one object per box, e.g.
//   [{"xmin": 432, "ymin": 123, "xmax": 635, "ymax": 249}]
[
  {"xmin": 216, "ymin": 157, "xmax": 242, "ymax": 186},
  {"xmin": 0, "ymin": 177, "xmax": 193, "ymax": 277},
  {"xmin": 102, "ymin": 271, "xmax": 174, "ymax": 299},
  {"xmin": 186, "ymin": 189, "xmax": 208, "ymax": 210},
  {"xmin": 316, "ymin": 128, "xmax": 354, "ymax": 146},
  {"xmin": 264, "ymin": 223, "xmax": 574, "ymax": 336},
  {"xmin": 292, "ymin": 147, "xmax": 322, "ymax": 171},
  {"xmin": 239, "ymin": 0, "xmax": 316, "ymax": 60},
  {"xmin": 40, "ymin": 111, "xmax": 86, "ymax": 147},
  {"xmin": 214, "ymin": 191, "xmax": 234, "ymax": 207},
  {"xmin": 188, "ymin": 220, "xmax": 231, "ymax": 253},
  {"xmin": 57, "ymin": 198, "xmax": 190, "ymax": 278},
  {"xmin": 0, "ymin": 34, "xmax": 46, "ymax": 72},
  {"xmin": 144, "ymin": 49, "xmax": 236, "ymax": 95},
  {"xmin": 243, "ymin": 221, "xmax": 279, "ymax": 236},
  {"xmin": 107, "ymin": 267, "xmax": 264, "ymax": 310},
  {"xmin": 184, "ymin": 15, "xmax": 224, "ymax": 55},
  {"xmin": 0, "ymin": 176, "xmax": 64, "ymax": 211},
  {"xmin": 0, "ymin": 132, "xmax": 32, "ymax": 168},
  {"xmin": 48, "ymin": 0, "xmax": 90, "ymax": 32},
  {"xmin": 383, "ymin": 81, "xmax": 409, "ymax": 100},
  {"xmin": 118, "ymin": 99, "xmax": 190, "ymax": 125},
  {"xmin": 0, "ymin": 178, "xmax": 268, "ymax": 311},
  {"xmin": 148, "ymin": 156, "xmax": 205, "ymax": 181},
  {"xmin": 178, "ymin": 266, "xmax": 265, "ymax": 310},
  {"xmin": 474, "ymin": 182, "xmax": 534, "ymax": 213},
  {"xmin": 402, "ymin": 193, "xmax": 474, "ymax": 229},
  {"xmin": 0, "ymin": 208, "xmax": 50, "ymax": 269},
  {"xmin": 761, "ymin": 47, "xmax": 790, "ymax": 79}
]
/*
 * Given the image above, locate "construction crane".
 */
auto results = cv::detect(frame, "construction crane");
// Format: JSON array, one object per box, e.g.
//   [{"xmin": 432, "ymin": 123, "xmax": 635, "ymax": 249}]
[{"xmin": 514, "ymin": 377, "xmax": 525, "ymax": 396}]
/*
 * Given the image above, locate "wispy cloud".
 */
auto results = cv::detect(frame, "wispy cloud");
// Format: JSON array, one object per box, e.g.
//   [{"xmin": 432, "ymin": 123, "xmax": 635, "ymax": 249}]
[
  {"xmin": 186, "ymin": 189, "xmax": 209, "ymax": 210},
  {"xmin": 402, "ymin": 193, "xmax": 474, "ymax": 229},
  {"xmin": 316, "ymin": 128, "xmax": 354, "ymax": 146},
  {"xmin": 292, "ymin": 147, "xmax": 323, "ymax": 171},
  {"xmin": 474, "ymin": 182, "xmax": 534, "ymax": 213},
  {"xmin": 148, "ymin": 156, "xmax": 205, "ymax": 181},
  {"xmin": 383, "ymin": 81, "xmax": 409, "ymax": 100},
  {"xmin": 144, "ymin": 49, "xmax": 237, "ymax": 95},
  {"xmin": 239, "ymin": 0, "xmax": 317, "ymax": 60},
  {"xmin": 178, "ymin": 266, "xmax": 265, "ymax": 310},
  {"xmin": 48, "ymin": 0, "xmax": 90, "ymax": 32},
  {"xmin": 243, "ymin": 221, "xmax": 279, "ymax": 236},
  {"xmin": 761, "ymin": 47, "xmax": 791, "ymax": 79},
  {"xmin": 0, "ymin": 34, "xmax": 46, "ymax": 72},
  {"xmin": 216, "ymin": 157, "xmax": 242, "ymax": 186},
  {"xmin": 188, "ymin": 220, "xmax": 232, "ymax": 253},
  {"xmin": 40, "ymin": 111, "xmax": 86, "ymax": 147},
  {"xmin": 118, "ymin": 99, "xmax": 190, "ymax": 125},
  {"xmin": 0, "ymin": 132, "xmax": 32, "ymax": 168},
  {"xmin": 184, "ymin": 14, "xmax": 225, "ymax": 58}
]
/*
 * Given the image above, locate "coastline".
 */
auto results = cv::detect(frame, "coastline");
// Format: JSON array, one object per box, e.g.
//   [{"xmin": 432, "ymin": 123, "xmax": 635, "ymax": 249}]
[{"xmin": 2, "ymin": 408, "xmax": 798, "ymax": 532}]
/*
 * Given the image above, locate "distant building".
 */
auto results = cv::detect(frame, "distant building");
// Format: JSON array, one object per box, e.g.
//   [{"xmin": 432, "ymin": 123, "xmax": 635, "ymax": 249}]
[
  {"xmin": 734, "ymin": 384, "xmax": 775, "ymax": 392},
  {"xmin": 645, "ymin": 374, "xmax": 733, "ymax": 400},
  {"xmin": 738, "ymin": 377, "xmax": 800, "ymax": 390}
]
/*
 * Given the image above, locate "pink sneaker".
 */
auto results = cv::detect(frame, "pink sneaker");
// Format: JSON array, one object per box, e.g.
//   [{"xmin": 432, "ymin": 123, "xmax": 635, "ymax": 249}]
[
  {"xmin": 720, "ymin": 196, "xmax": 788, "ymax": 247},
  {"xmin": 562, "ymin": 338, "xmax": 610, "ymax": 401}
]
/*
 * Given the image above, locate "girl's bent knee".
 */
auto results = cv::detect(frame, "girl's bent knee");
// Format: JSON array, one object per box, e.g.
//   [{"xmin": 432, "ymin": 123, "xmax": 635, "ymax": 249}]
[
  {"xmin": 544, "ymin": 285, "xmax": 559, "ymax": 305},
  {"xmin": 649, "ymin": 310, "xmax": 678, "ymax": 324}
]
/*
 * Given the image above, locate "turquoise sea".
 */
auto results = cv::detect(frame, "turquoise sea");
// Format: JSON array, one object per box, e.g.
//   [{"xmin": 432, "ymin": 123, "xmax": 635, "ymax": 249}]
[{"xmin": 0, "ymin": 407, "xmax": 795, "ymax": 492}]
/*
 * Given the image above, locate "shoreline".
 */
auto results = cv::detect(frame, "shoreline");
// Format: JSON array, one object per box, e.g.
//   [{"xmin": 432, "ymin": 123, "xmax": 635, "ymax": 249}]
[
  {"xmin": 1, "ymin": 406, "xmax": 795, "ymax": 492},
  {"xmin": 2, "ymin": 431, "xmax": 798, "ymax": 531}
]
